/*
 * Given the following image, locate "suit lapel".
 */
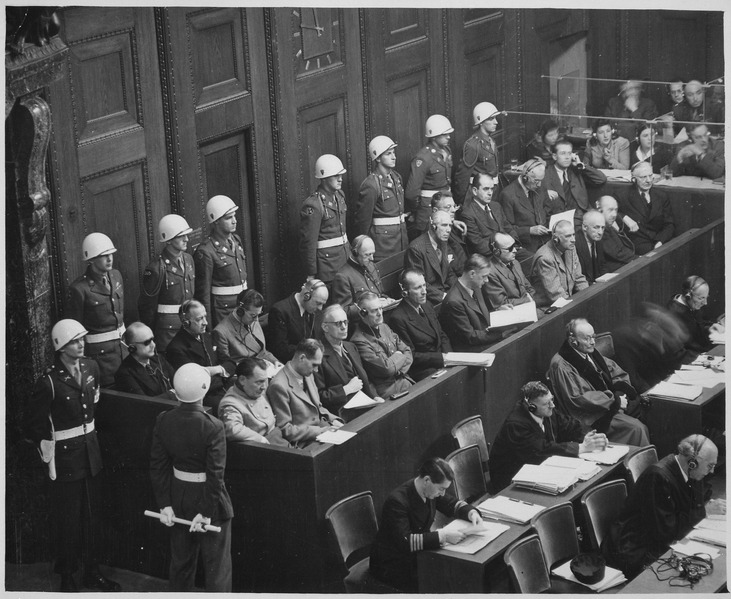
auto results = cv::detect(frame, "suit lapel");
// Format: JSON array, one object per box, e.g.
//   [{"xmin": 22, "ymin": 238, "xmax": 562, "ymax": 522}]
[
  {"xmin": 285, "ymin": 367, "xmax": 316, "ymax": 408},
  {"xmin": 324, "ymin": 344, "xmax": 348, "ymax": 383},
  {"xmin": 424, "ymin": 241, "xmax": 445, "ymax": 284}
]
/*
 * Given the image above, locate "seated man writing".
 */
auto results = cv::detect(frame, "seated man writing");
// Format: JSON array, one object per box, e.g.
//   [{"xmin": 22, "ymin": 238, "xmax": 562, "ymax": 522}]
[
  {"xmin": 489, "ymin": 381, "xmax": 608, "ymax": 491},
  {"xmin": 115, "ymin": 322, "xmax": 175, "ymax": 398}
]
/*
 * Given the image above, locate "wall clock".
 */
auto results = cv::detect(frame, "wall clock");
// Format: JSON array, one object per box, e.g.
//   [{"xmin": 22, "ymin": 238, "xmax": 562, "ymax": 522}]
[{"xmin": 292, "ymin": 8, "xmax": 341, "ymax": 75}]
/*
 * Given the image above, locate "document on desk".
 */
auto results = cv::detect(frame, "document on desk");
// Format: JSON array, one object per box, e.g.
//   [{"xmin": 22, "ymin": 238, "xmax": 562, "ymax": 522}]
[
  {"xmin": 647, "ymin": 381, "xmax": 703, "ymax": 401},
  {"xmin": 489, "ymin": 301, "xmax": 538, "ymax": 329},
  {"xmin": 511, "ymin": 464, "xmax": 578, "ymax": 494},
  {"xmin": 342, "ymin": 391, "xmax": 385, "ymax": 410},
  {"xmin": 552, "ymin": 561, "xmax": 627, "ymax": 592},
  {"xmin": 550, "ymin": 297, "xmax": 573, "ymax": 309},
  {"xmin": 548, "ymin": 209, "xmax": 575, "ymax": 230},
  {"xmin": 443, "ymin": 352, "xmax": 495, "ymax": 368},
  {"xmin": 666, "ymin": 369, "xmax": 725, "ymax": 388},
  {"xmin": 594, "ymin": 272, "xmax": 619, "ymax": 283},
  {"xmin": 578, "ymin": 444, "xmax": 630, "ymax": 464},
  {"xmin": 670, "ymin": 539, "xmax": 721, "ymax": 560},
  {"xmin": 599, "ymin": 168, "xmax": 632, "ymax": 182},
  {"xmin": 541, "ymin": 455, "xmax": 601, "ymax": 481},
  {"xmin": 688, "ymin": 527, "xmax": 726, "ymax": 547},
  {"xmin": 315, "ymin": 430, "xmax": 357, "ymax": 445},
  {"xmin": 477, "ymin": 495, "xmax": 545, "ymax": 524},
  {"xmin": 441, "ymin": 520, "xmax": 510, "ymax": 555}
]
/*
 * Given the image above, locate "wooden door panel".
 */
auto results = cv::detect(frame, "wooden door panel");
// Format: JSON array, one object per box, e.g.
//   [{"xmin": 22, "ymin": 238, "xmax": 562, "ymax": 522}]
[
  {"xmin": 298, "ymin": 97, "xmax": 348, "ymax": 194},
  {"xmin": 387, "ymin": 70, "xmax": 429, "ymax": 182},
  {"xmin": 384, "ymin": 8, "xmax": 428, "ymax": 48}
]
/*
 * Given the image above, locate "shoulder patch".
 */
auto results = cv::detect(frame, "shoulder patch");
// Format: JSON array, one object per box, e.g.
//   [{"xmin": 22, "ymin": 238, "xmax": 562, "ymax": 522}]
[
  {"xmin": 415, "ymin": 159, "xmax": 423, "ymax": 168},
  {"xmin": 303, "ymin": 206, "xmax": 315, "ymax": 216}
]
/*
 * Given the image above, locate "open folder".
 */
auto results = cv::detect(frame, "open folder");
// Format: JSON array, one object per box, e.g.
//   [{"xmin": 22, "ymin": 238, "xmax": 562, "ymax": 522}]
[{"xmin": 489, "ymin": 301, "xmax": 538, "ymax": 330}]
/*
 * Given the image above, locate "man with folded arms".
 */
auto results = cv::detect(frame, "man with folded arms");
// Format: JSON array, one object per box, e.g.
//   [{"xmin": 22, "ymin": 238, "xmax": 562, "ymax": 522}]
[
  {"xmin": 596, "ymin": 196, "xmax": 636, "ymax": 272},
  {"xmin": 547, "ymin": 318, "xmax": 649, "ymax": 446},
  {"xmin": 484, "ymin": 233, "xmax": 536, "ymax": 309},
  {"xmin": 315, "ymin": 304, "xmax": 379, "ymax": 415},
  {"xmin": 490, "ymin": 381, "xmax": 608, "ymax": 491},
  {"xmin": 388, "ymin": 269, "xmax": 452, "ymax": 381}
]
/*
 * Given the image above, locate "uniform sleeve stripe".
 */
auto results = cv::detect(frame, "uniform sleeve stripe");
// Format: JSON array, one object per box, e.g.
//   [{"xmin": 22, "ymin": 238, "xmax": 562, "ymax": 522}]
[{"xmin": 409, "ymin": 534, "xmax": 424, "ymax": 552}]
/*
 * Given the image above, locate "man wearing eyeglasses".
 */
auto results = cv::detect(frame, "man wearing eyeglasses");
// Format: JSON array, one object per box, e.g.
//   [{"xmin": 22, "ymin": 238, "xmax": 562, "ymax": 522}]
[
  {"xmin": 484, "ymin": 233, "xmax": 536, "ymax": 310},
  {"xmin": 115, "ymin": 322, "xmax": 176, "ymax": 398},
  {"xmin": 315, "ymin": 304, "xmax": 379, "ymax": 415},
  {"xmin": 603, "ymin": 434, "xmax": 724, "ymax": 579},
  {"xmin": 547, "ymin": 318, "xmax": 649, "ymax": 446}
]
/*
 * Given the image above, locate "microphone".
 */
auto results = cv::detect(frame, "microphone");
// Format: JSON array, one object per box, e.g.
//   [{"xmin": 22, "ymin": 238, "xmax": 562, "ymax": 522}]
[{"xmin": 705, "ymin": 77, "xmax": 723, "ymax": 85}]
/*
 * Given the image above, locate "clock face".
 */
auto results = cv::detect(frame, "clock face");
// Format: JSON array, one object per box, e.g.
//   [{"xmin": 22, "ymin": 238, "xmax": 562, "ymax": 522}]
[{"xmin": 291, "ymin": 8, "xmax": 342, "ymax": 75}]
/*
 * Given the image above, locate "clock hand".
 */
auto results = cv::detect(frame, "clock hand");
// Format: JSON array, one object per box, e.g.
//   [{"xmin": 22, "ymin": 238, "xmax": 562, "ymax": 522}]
[
  {"xmin": 312, "ymin": 9, "xmax": 323, "ymax": 36},
  {"xmin": 300, "ymin": 24, "xmax": 325, "ymax": 34}
]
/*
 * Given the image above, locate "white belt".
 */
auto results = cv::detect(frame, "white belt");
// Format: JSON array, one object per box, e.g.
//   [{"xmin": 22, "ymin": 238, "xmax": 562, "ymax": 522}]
[
  {"xmin": 419, "ymin": 190, "xmax": 442, "ymax": 198},
  {"xmin": 173, "ymin": 467, "xmax": 206, "ymax": 483},
  {"xmin": 317, "ymin": 234, "xmax": 348, "ymax": 249},
  {"xmin": 373, "ymin": 214, "xmax": 406, "ymax": 226},
  {"xmin": 211, "ymin": 283, "xmax": 246, "ymax": 296},
  {"xmin": 157, "ymin": 304, "xmax": 180, "ymax": 314},
  {"xmin": 85, "ymin": 325, "xmax": 124, "ymax": 344},
  {"xmin": 54, "ymin": 420, "xmax": 95, "ymax": 441}
]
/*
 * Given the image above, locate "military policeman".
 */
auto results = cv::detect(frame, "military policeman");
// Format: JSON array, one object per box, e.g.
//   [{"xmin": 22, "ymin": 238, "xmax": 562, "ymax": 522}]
[
  {"xmin": 25, "ymin": 319, "xmax": 121, "ymax": 592},
  {"xmin": 194, "ymin": 195, "xmax": 248, "ymax": 328},
  {"xmin": 150, "ymin": 363, "xmax": 234, "ymax": 591},
  {"xmin": 454, "ymin": 102, "xmax": 502, "ymax": 203},
  {"xmin": 405, "ymin": 115, "xmax": 454, "ymax": 240},
  {"xmin": 66, "ymin": 233, "xmax": 125, "ymax": 387},
  {"xmin": 351, "ymin": 136, "xmax": 408, "ymax": 262},
  {"xmin": 138, "ymin": 214, "xmax": 195, "ymax": 353},
  {"xmin": 300, "ymin": 154, "xmax": 350, "ymax": 284}
]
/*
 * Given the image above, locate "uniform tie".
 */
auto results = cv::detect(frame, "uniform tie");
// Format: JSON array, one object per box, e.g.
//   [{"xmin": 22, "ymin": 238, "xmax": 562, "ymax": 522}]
[
  {"xmin": 642, "ymin": 191, "xmax": 650, "ymax": 204},
  {"xmin": 73, "ymin": 364, "xmax": 82, "ymax": 385}
]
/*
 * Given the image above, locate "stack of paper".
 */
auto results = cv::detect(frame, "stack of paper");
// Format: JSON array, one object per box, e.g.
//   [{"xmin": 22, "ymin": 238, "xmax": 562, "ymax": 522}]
[
  {"xmin": 688, "ymin": 518, "xmax": 727, "ymax": 547},
  {"xmin": 541, "ymin": 456, "xmax": 601, "ymax": 481},
  {"xmin": 690, "ymin": 354, "xmax": 725, "ymax": 367},
  {"xmin": 511, "ymin": 464, "xmax": 578, "ymax": 495},
  {"xmin": 595, "ymin": 272, "xmax": 619, "ymax": 283},
  {"xmin": 489, "ymin": 301, "xmax": 538, "ymax": 330},
  {"xmin": 599, "ymin": 168, "xmax": 632, "ymax": 182},
  {"xmin": 440, "ymin": 519, "xmax": 510, "ymax": 555},
  {"xmin": 443, "ymin": 352, "xmax": 495, "ymax": 367},
  {"xmin": 548, "ymin": 209, "xmax": 576, "ymax": 230},
  {"xmin": 477, "ymin": 495, "xmax": 545, "ymax": 524},
  {"xmin": 647, "ymin": 381, "xmax": 703, "ymax": 401},
  {"xmin": 551, "ymin": 297, "xmax": 573, "ymax": 308},
  {"xmin": 666, "ymin": 369, "xmax": 725, "ymax": 388},
  {"xmin": 316, "ymin": 430, "xmax": 357, "ymax": 445},
  {"xmin": 552, "ymin": 561, "xmax": 627, "ymax": 591},
  {"xmin": 341, "ymin": 391, "xmax": 385, "ymax": 410},
  {"xmin": 670, "ymin": 539, "xmax": 721, "ymax": 560},
  {"xmin": 579, "ymin": 444, "xmax": 629, "ymax": 465}
]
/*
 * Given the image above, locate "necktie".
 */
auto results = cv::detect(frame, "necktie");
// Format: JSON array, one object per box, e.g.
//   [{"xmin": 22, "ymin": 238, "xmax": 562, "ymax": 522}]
[
  {"xmin": 475, "ymin": 289, "xmax": 491, "ymax": 324},
  {"xmin": 228, "ymin": 238, "xmax": 235, "ymax": 251},
  {"xmin": 73, "ymin": 364, "xmax": 82, "ymax": 385},
  {"xmin": 102, "ymin": 275, "xmax": 110, "ymax": 290},
  {"xmin": 417, "ymin": 307, "xmax": 425, "ymax": 317},
  {"xmin": 562, "ymin": 171, "xmax": 570, "ymax": 195},
  {"xmin": 304, "ymin": 311, "xmax": 314, "ymax": 336},
  {"xmin": 642, "ymin": 191, "xmax": 650, "ymax": 204},
  {"xmin": 436, "ymin": 245, "xmax": 443, "ymax": 262}
]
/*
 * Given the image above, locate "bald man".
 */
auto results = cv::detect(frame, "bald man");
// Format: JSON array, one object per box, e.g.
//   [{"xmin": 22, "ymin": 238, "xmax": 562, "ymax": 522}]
[
  {"xmin": 672, "ymin": 79, "xmax": 724, "ymax": 135},
  {"xmin": 574, "ymin": 210, "xmax": 607, "ymax": 284},
  {"xmin": 529, "ymin": 221, "xmax": 588, "ymax": 308},
  {"xmin": 596, "ymin": 196, "xmax": 636, "ymax": 272},
  {"xmin": 115, "ymin": 322, "xmax": 176, "ymax": 397},
  {"xmin": 603, "ymin": 434, "xmax": 724, "ymax": 579},
  {"xmin": 485, "ymin": 233, "xmax": 536, "ymax": 309}
]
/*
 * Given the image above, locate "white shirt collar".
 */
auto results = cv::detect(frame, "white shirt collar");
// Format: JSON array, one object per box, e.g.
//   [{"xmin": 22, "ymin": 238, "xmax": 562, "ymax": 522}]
[{"xmin": 674, "ymin": 455, "xmax": 689, "ymax": 483}]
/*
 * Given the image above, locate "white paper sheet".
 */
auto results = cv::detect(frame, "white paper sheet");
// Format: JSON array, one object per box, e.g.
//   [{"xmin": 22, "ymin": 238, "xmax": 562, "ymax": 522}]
[{"xmin": 549, "ymin": 209, "xmax": 576, "ymax": 230}]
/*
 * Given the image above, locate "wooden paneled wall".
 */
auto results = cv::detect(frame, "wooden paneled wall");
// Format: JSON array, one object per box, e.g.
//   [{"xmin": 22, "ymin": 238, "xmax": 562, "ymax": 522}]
[{"xmin": 41, "ymin": 7, "xmax": 722, "ymax": 320}]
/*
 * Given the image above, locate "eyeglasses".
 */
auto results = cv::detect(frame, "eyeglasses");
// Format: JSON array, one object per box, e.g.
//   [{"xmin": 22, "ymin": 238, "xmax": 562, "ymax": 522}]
[
  {"xmin": 501, "ymin": 243, "xmax": 522, "ymax": 253},
  {"xmin": 134, "ymin": 338, "xmax": 155, "ymax": 346},
  {"xmin": 324, "ymin": 320, "xmax": 348, "ymax": 328}
]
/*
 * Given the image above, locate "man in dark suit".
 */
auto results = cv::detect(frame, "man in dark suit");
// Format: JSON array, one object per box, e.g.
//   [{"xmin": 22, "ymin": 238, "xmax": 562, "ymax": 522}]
[
  {"xmin": 115, "ymin": 322, "xmax": 176, "ymax": 398},
  {"xmin": 166, "ymin": 300, "xmax": 234, "ymax": 411},
  {"xmin": 500, "ymin": 158, "xmax": 551, "ymax": 255},
  {"xmin": 388, "ymin": 269, "xmax": 452, "ymax": 381},
  {"xmin": 315, "ymin": 304, "xmax": 380, "ymax": 414},
  {"xmin": 267, "ymin": 279, "xmax": 328, "ymax": 363},
  {"xmin": 619, "ymin": 162, "xmax": 675, "ymax": 255},
  {"xmin": 484, "ymin": 233, "xmax": 536, "ymax": 309},
  {"xmin": 574, "ymin": 210, "xmax": 607, "ymax": 284},
  {"xmin": 439, "ymin": 253, "xmax": 504, "ymax": 352},
  {"xmin": 543, "ymin": 139, "xmax": 607, "ymax": 227},
  {"xmin": 150, "ymin": 364, "xmax": 234, "ymax": 591},
  {"xmin": 461, "ymin": 173, "xmax": 530, "ymax": 261},
  {"xmin": 597, "ymin": 195, "xmax": 636, "ymax": 272},
  {"xmin": 404, "ymin": 210, "xmax": 456, "ymax": 306},
  {"xmin": 431, "ymin": 191, "xmax": 467, "ymax": 277}
]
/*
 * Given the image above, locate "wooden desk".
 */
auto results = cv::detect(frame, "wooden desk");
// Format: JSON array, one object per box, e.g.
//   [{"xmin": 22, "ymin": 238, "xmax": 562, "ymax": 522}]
[
  {"xmin": 646, "ymin": 345, "xmax": 725, "ymax": 457},
  {"xmin": 417, "ymin": 458, "xmax": 628, "ymax": 593},
  {"xmin": 619, "ymin": 546, "xmax": 727, "ymax": 594}
]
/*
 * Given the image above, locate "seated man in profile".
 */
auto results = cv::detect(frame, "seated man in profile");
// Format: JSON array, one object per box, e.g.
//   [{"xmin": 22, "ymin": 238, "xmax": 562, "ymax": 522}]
[
  {"xmin": 529, "ymin": 220, "xmax": 588, "ymax": 308},
  {"xmin": 267, "ymin": 338, "xmax": 343, "ymax": 448},
  {"xmin": 351, "ymin": 292, "xmax": 414, "ymax": 398},
  {"xmin": 670, "ymin": 123, "xmax": 725, "ymax": 179},
  {"xmin": 490, "ymin": 381, "xmax": 608, "ymax": 491},
  {"xmin": 332, "ymin": 235, "xmax": 388, "ymax": 322},
  {"xmin": 439, "ymin": 253, "xmax": 504, "ymax": 352},
  {"xmin": 574, "ymin": 210, "xmax": 607, "ymax": 284},
  {"xmin": 484, "ymin": 232, "xmax": 536, "ymax": 309},
  {"xmin": 596, "ymin": 195, "xmax": 636, "ymax": 272},
  {"xmin": 388, "ymin": 269, "xmax": 452, "ymax": 381},
  {"xmin": 603, "ymin": 434, "xmax": 724, "ymax": 579},
  {"xmin": 547, "ymin": 318, "xmax": 649, "ymax": 446},
  {"xmin": 315, "ymin": 304, "xmax": 379, "ymax": 415},
  {"xmin": 115, "ymin": 322, "xmax": 176, "ymax": 398}
]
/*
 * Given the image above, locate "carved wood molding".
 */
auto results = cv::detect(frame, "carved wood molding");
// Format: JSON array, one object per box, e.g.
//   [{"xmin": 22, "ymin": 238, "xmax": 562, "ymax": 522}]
[{"xmin": 358, "ymin": 9, "xmax": 371, "ymax": 148}]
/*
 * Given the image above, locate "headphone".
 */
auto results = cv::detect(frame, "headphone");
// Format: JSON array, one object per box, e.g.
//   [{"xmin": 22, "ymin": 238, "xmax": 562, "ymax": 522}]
[
  {"xmin": 590, "ymin": 120, "xmax": 618, "ymax": 146},
  {"xmin": 351, "ymin": 235, "xmax": 367, "ymax": 258},
  {"xmin": 525, "ymin": 397, "xmax": 538, "ymax": 413},
  {"xmin": 302, "ymin": 279, "xmax": 326, "ymax": 302},
  {"xmin": 687, "ymin": 435, "xmax": 706, "ymax": 470},
  {"xmin": 682, "ymin": 275, "xmax": 707, "ymax": 301},
  {"xmin": 179, "ymin": 299, "xmax": 197, "ymax": 327},
  {"xmin": 663, "ymin": 553, "xmax": 713, "ymax": 584},
  {"xmin": 357, "ymin": 291, "xmax": 379, "ymax": 317},
  {"xmin": 123, "ymin": 328, "xmax": 137, "ymax": 354},
  {"xmin": 521, "ymin": 157, "xmax": 546, "ymax": 184},
  {"xmin": 398, "ymin": 270, "xmax": 409, "ymax": 298}
]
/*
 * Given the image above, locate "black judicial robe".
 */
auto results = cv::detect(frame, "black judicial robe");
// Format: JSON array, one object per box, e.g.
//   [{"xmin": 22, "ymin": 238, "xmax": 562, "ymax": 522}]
[
  {"xmin": 667, "ymin": 296, "xmax": 714, "ymax": 360},
  {"xmin": 489, "ymin": 400, "xmax": 584, "ymax": 492},
  {"xmin": 602, "ymin": 454, "xmax": 708, "ymax": 578}
]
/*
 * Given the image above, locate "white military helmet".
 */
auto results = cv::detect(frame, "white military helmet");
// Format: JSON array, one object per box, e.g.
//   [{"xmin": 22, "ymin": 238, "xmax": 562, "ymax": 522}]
[
  {"xmin": 473, "ymin": 102, "xmax": 500, "ymax": 127},
  {"xmin": 425, "ymin": 114, "xmax": 454, "ymax": 138},
  {"xmin": 206, "ymin": 195, "xmax": 238, "ymax": 224},
  {"xmin": 158, "ymin": 214, "xmax": 193, "ymax": 243},
  {"xmin": 82, "ymin": 233, "xmax": 117, "ymax": 261},
  {"xmin": 314, "ymin": 154, "xmax": 347, "ymax": 179},
  {"xmin": 368, "ymin": 136, "xmax": 398, "ymax": 161},
  {"xmin": 52, "ymin": 319, "xmax": 88, "ymax": 351},
  {"xmin": 173, "ymin": 363, "xmax": 211, "ymax": 403}
]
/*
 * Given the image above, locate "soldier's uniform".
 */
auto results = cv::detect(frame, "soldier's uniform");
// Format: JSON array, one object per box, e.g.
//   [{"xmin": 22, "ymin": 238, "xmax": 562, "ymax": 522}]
[
  {"xmin": 150, "ymin": 401, "xmax": 234, "ymax": 591},
  {"xmin": 454, "ymin": 129, "xmax": 499, "ymax": 203},
  {"xmin": 193, "ymin": 234, "xmax": 247, "ymax": 328},
  {"xmin": 138, "ymin": 247, "xmax": 195, "ymax": 352},
  {"xmin": 66, "ymin": 267, "xmax": 125, "ymax": 387},
  {"xmin": 300, "ymin": 186, "xmax": 349, "ymax": 283},
  {"xmin": 405, "ymin": 144, "xmax": 452, "ymax": 239},
  {"xmin": 351, "ymin": 171, "xmax": 408, "ymax": 262},
  {"xmin": 25, "ymin": 357, "xmax": 104, "ymax": 578}
]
